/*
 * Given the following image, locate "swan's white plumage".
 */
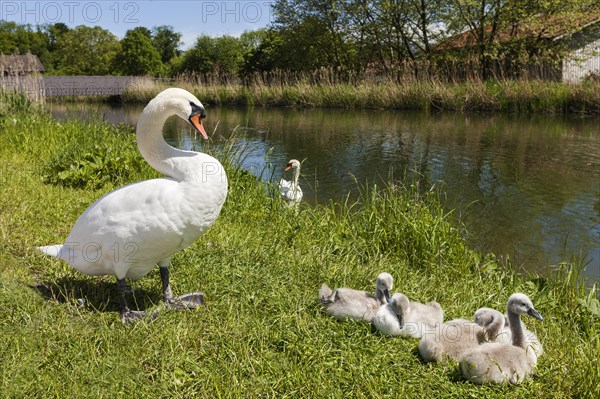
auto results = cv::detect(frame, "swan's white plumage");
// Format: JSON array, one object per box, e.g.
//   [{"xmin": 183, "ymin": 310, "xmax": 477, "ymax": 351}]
[
  {"xmin": 38, "ymin": 88, "xmax": 228, "ymax": 283},
  {"xmin": 279, "ymin": 159, "xmax": 303, "ymax": 201}
]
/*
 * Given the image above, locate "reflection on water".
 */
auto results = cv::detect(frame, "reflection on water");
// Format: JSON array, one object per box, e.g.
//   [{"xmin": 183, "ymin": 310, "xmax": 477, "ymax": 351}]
[{"xmin": 49, "ymin": 102, "xmax": 600, "ymax": 286}]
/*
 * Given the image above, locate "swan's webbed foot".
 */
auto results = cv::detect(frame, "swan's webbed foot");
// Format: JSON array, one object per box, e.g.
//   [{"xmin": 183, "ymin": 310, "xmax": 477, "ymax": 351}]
[
  {"xmin": 117, "ymin": 277, "xmax": 158, "ymax": 324},
  {"xmin": 166, "ymin": 292, "xmax": 205, "ymax": 310},
  {"xmin": 121, "ymin": 309, "xmax": 159, "ymax": 324},
  {"xmin": 160, "ymin": 265, "xmax": 204, "ymax": 310}
]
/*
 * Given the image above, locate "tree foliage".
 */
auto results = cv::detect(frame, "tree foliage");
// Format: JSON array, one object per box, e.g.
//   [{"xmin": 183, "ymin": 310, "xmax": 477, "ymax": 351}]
[
  {"xmin": 177, "ymin": 35, "xmax": 243, "ymax": 78},
  {"xmin": 54, "ymin": 26, "xmax": 120, "ymax": 75},
  {"xmin": 0, "ymin": 0, "xmax": 598, "ymax": 80},
  {"xmin": 114, "ymin": 28, "xmax": 163, "ymax": 76},
  {"xmin": 152, "ymin": 25, "xmax": 182, "ymax": 64}
]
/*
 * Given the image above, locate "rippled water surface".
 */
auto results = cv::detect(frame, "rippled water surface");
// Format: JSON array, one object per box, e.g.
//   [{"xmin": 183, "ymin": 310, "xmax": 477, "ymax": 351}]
[{"xmin": 49, "ymin": 102, "xmax": 600, "ymax": 286}]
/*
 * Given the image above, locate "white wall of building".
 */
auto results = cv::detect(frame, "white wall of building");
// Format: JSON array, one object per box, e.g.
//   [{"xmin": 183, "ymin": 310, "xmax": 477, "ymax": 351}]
[{"xmin": 562, "ymin": 38, "xmax": 600, "ymax": 83}]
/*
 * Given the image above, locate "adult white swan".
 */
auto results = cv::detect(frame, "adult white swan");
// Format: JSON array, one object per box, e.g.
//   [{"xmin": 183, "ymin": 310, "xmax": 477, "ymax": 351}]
[
  {"xmin": 38, "ymin": 88, "xmax": 228, "ymax": 323},
  {"xmin": 279, "ymin": 159, "xmax": 303, "ymax": 202}
]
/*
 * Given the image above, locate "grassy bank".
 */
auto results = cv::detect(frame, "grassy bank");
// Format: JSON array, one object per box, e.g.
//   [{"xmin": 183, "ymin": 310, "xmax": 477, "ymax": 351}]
[
  {"xmin": 117, "ymin": 77, "xmax": 600, "ymax": 115},
  {"xmin": 1, "ymin": 93, "xmax": 599, "ymax": 397}
]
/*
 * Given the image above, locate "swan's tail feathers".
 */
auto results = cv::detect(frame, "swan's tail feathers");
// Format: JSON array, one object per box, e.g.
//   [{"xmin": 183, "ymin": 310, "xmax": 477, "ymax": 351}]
[
  {"xmin": 319, "ymin": 284, "xmax": 335, "ymax": 305},
  {"xmin": 37, "ymin": 245, "xmax": 64, "ymax": 258}
]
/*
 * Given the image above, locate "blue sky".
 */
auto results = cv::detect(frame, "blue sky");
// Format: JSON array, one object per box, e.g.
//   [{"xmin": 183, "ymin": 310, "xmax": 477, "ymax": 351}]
[{"xmin": 1, "ymin": 1, "xmax": 275, "ymax": 48}]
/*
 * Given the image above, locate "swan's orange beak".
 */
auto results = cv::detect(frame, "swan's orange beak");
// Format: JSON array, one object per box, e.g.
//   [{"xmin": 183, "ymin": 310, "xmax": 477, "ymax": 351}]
[
  {"xmin": 189, "ymin": 113, "xmax": 208, "ymax": 140},
  {"xmin": 284, "ymin": 163, "xmax": 292, "ymax": 172}
]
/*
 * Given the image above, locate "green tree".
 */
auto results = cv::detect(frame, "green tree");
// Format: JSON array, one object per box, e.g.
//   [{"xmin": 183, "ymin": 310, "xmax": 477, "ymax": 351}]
[
  {"xmin": 272, "ymin": 0, "xmax": 362, "ymax": 74},
  {"xmin": 239, "ymin": 29, "xmax": 284, "ymax": 77},
  {"xmin": 114, "ymin": 28, "xmax": 163, "ymax": 76},
  {"xmin": 55, "ymin": 26, "xmax": 120, "ymax": 75},
  {"xmin": 346, "ymin": 0, "xmax": 449, "ymax": 78},
  {"xmin": 45, "ymin": 23, "xmax": 70, "ymax": 52},
  {"xmin": 130, "ymin": 26, "xmax": 152, "ymax": 39},
  {"xmin": 152, "ymin": 25, "xmax": 182, "ymax": 64},
  {"xmin": 178, "ymin": 35, "xmax": 215, "ymax": 75},
  {"xmin": 0, "ymin": 21, "xmax": 49, "ymax": 59},
  {"xmin": 37, "ymin": 23, "xmax": 70, "ymax": 72},
  {"xmin": 444, "ymin": 0, "xmax": 507, "ymax": 79},
  {"xmin": 177, "ymin": 35, "xmax": 243, "ymax": 79},
  {"xmin": 212, "ymin": 36, "xmax": 244, "ymax": 77}
]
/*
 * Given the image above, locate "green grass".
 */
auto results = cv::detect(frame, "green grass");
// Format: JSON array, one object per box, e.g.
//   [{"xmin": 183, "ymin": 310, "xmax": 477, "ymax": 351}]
[
  {"xmin": 1, "ymin": 92, "xmax": 599, "ymax": 398},
  {"xmin": 116, "ymin": 77, "xmax": 600, "ymax": 115}
]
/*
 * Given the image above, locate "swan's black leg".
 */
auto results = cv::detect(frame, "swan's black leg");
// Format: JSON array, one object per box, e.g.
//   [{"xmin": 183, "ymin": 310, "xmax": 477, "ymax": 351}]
[
  {"xmin": 160, "ymin": 265, "xmax": 175, "ymax": 303},
  {"xmin": 117, "ymin": 277, "xmax": 152, "ymax": 323},
  {"xmin": 159, "ymin": 265, "xmax": 204, "ymax": 310}
]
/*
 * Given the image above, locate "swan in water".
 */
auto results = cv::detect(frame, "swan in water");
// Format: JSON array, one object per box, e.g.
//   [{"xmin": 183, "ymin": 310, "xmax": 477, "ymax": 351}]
[
  {"xmin": 279, "ymin": 159, "xmax": 303, "ymax": 202},
  {"xmin": 418, "ymin": 307, "xmax": 506, "ymax": 362},
  {"xmin": 319, "ymin": 272, "xmax": 393, "ymax": 322},
  {"xmin": 372, "ymin": 293, "xmax": 443, "ymax": 338},
  {"xmin": 38, "ymin": 88, "xmax": 228, "ymax": 323},
  {"xmin": 459, "ymin": 293, "xmax": 543, "ymax": 384}
]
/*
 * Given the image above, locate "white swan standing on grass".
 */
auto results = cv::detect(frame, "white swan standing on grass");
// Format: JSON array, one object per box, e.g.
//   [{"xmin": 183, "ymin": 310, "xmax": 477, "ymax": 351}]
[
  {"xmin": 372, "ymin": 293, "xmax": 443, "ymax": 338},
  {"xmin": 37, "ymin": 88, "xmax": 228, "ymax": 323},
  {"xmin": 459, "ymin": 293, "xmax": 544, "ymax": 385},
  {"xmin": 319, "ymin": 272, "xmax": 393, "ymax": 322},
  {"xmin": 279, "ymin": 159, "xmax": 303, "ymax": 202}
]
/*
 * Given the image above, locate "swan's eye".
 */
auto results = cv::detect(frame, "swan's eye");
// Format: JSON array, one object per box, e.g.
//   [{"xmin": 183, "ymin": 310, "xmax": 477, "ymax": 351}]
[{"xmin": 189, "ymin": 102, "xmax": 206, "ymax": 119}]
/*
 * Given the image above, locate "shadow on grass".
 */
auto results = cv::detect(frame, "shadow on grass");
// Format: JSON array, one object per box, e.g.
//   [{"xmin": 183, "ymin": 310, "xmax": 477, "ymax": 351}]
[
  {"xmin": 30, "ymin": 277, "xmax": 162, "ymax": 314},
  {"xmin": 447, "ymin": 364, "xmax": 466, "ymax": 383}
]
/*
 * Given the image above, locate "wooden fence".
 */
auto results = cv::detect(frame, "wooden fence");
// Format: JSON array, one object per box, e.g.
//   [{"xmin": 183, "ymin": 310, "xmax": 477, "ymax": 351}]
[{"xmin": 0, "ymin": 75, "xmax": 158, "ymax": 99}]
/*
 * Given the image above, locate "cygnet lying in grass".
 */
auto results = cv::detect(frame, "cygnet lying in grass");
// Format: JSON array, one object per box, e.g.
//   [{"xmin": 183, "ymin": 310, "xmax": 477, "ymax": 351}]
[
  {"xmin": 459, "ymin": 293, "xmax": 543, "ymax": 385},
  {"xmin": 418, "ymin": 307, "xmax": 506, "ymax": 362},
  {"xmin": 319, "ymin": 272, "xmax": 393, "ymax": 322},
  {"xmin": 372, "ymin": 293, "xmax": 443, "ymax": 338}
]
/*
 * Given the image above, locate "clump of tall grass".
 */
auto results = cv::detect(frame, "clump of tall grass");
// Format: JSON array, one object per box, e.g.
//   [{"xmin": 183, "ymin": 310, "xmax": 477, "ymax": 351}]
[{"xmin": 42, "ymin": 123, "xmax": 149, "ymax": 189}]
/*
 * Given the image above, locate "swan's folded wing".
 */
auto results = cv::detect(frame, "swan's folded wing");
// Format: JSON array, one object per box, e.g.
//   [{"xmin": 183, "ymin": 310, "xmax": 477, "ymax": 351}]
[{"xmin": 279, "ymin": 178, "xmax": 292, "ymax": 192}]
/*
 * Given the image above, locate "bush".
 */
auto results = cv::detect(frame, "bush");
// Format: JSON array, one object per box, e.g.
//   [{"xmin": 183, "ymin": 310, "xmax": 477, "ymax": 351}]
[{"xmin": 42, "ymin": 124, "xmax": 148, "ymax": 189}]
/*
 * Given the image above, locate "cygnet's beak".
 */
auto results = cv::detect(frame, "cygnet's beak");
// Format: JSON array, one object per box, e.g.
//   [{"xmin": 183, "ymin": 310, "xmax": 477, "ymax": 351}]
[
  {"xmin": 189, "ymin": 113, "xmax": 208, "ymax": 140},
  {"xmin": 384, "ymin": 289, "xmax": 391, "ymax": 303},
  {"xmin": 527, "ymin": 307, "xmax": 543, "ymax": 321}
]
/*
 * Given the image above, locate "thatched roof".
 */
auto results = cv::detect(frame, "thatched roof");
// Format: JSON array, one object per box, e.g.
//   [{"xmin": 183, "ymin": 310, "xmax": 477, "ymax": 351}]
[{"xmin": 0, "ymin": 54, "xmax": 45, "ymax": 75}]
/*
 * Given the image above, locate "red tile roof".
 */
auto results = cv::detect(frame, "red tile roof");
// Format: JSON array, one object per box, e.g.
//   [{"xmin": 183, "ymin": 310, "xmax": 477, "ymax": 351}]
[{"xmin": 436, "ymin": 9, "xmax": 600, "ymax": 50}]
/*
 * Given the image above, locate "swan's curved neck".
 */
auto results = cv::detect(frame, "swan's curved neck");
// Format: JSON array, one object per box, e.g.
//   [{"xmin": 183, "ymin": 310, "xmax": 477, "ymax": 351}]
[
  {"xmin": 508, "ymin": 311, "xmax": 525, "ymax": 348},
  {"xmin": 292, "ymin": 166, "xmax": 300, "ymax": 186},
  {"xmin": 136, "ymin": 102, "xmax": 190, "ymax": 180}
]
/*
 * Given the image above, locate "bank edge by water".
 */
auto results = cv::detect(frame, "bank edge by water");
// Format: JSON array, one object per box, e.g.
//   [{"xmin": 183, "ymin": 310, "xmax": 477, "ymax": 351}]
[{"xmin": 39, "ymin": 77, "xmax": 600, "ymax": 115}]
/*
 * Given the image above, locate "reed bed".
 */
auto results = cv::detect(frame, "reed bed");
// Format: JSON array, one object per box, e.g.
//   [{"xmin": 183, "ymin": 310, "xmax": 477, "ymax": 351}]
[
  {"xmin": 118, "ymin": 74, "xmax": 600, "ymax": 115},
  {"xmin": 0, "ymin": 92, "xmax": 598, "ymax": 397}
]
